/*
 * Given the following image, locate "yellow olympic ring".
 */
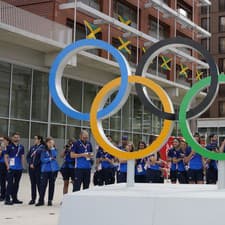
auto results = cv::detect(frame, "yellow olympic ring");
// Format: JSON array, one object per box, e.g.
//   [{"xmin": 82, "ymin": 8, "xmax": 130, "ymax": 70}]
[{"xmin": 90, "ymin": 76, "xmax": 175, "ymax": 160}]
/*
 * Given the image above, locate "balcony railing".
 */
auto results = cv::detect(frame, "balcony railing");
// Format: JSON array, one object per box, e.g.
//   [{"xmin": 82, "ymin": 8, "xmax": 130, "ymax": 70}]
[
  {"xmin": 0, "ymin": 0, "xmax": 72, "ymax": 45},
  {"xmin": 60, "ymin": 1, "xmax": 209, "ymax": 69}
]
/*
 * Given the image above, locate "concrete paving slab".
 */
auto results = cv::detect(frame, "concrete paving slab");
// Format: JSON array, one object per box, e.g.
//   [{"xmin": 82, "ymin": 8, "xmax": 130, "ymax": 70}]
[{"xmin": 0, "ymin": 173, "xmax": 71, "ymax": 225}]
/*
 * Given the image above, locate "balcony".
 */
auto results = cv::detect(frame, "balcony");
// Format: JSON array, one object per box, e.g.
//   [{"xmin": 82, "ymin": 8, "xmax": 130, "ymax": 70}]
[
  {"xmin": 198, "ymin": 0, "xmax": 211, "ymax": 7},
  {"xmin": 0, "ymin": 0, "xmax": 72, "ymax": 52},
  {"xmin": 60, "ymin": 1, "xmax": 209, "ymax": 70},
  {"xmin": 145, "ymin": 0, "xmax": 211, "ymax": 38}
]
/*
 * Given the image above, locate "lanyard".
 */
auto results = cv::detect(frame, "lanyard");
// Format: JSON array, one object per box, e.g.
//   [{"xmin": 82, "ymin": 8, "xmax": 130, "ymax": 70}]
[
  {"xmin": 30, "ymin": 144, "xmax": 42, "ymax": 158},
  {"xmin": 15, "ymin": 144, "xmax": 21, "ymax": 158},
  {"xmin": 46, "ymin": 149, "xmax": 52, "ymax": 157},
  {"xmin": 79, "ymin": 140, "xmax": 88, "ymax": 152}
]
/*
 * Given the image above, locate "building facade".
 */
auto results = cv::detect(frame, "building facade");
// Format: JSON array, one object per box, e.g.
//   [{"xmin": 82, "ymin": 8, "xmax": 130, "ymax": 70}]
[
  {"xmin": 199, "ymin": 1, "xmax": 225, "ymax": 143},
  {"xmin": 0, "ymin": 0, "xmax": 210, "ymax": 156}
]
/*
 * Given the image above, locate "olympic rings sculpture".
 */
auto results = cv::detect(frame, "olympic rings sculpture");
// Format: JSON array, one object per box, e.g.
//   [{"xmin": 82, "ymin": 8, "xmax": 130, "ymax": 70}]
[{"xmin": 49, "ymin": 37, "xmax": 223, "ymax": 160}]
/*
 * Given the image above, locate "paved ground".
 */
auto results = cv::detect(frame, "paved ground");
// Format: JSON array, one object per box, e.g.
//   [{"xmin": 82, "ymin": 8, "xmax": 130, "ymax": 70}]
[{"xmin": 0, "ymin": 173, "xmax": 71, "ymax": 225}]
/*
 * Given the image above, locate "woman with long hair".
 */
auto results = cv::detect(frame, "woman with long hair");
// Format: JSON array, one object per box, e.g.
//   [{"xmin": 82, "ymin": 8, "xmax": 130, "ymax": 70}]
[
  {"xmin": 36, "ymin": 137, "xmax": 59, "ymax": 206},
  {"xmin": 26, "ymin": 135, "xmax": 44, "ymax": 205}
]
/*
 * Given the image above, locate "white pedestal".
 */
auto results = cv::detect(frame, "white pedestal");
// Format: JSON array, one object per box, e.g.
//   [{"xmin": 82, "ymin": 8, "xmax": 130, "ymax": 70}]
[{"xmin": 59, "ymin": 184, "xmax": 225, "ymax": 225}]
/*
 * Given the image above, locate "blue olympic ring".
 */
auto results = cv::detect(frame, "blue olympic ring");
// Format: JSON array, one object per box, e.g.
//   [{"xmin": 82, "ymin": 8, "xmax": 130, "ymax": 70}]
[{"xmin": 49, "ymin": 39, "xmax": 130, "ymax": 121}]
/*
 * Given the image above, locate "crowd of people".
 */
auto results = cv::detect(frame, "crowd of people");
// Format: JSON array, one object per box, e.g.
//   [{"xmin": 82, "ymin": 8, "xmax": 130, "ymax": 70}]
[{"xmin": 0, "ymin": 130, "xmax": 224, "ymax": 206}]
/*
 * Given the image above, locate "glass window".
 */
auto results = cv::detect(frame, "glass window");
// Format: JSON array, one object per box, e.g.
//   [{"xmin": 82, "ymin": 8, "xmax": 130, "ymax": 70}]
[
  {"xmin": 32, "ymin": 71, "xmax": 49, "ymax": 122},
  {"xmin": 219, "ymin": 136, "xmax": 225, "ymax": 144},
  {"xmin": 148, "ymin": 57, "xmax": 170, "ymax": 78},
  {"xmin": 110, "ymin": 92, "xmax": 122, "ymax": 131},
  {"xmin": 66, "ymin": 20, "xmax": 86, "ymax": 41},
  {"xmin": 176, "ymin": 32, "xmax": 192, "ymax": 55},
  {"xmin": 219, "ymin": 101, "xmax": 225, "ymax": 117},
  {"xmin": 110, "ymin": 109, "xmax": 122, "ymax": 131},
  {"xmin": 219, "ymin": 127, "xmax": 225, "ymax": 135},
  {"xmin": 51, "ymin": 125, "xmax": 65, "ymax": 139},
  {"xmin": 31, "ymin": 122, "xmax": 47, "ymax": 138},
  {"xmin": 143, "ymin": 107, "xmax": 151, "ymax": 134},
  {"xmin": 219, "ymin": 0, "xmax": 225, "ymax": 12},
  {"xmin": 133, "ymin": 133, "xmax": 142, "ymax": 149},
  {"xmin": 219, "ymin": 58, "xmax": 225, "ymax": 73},
  {"xmin": 201, "ymin": 6, "xmax": 209, "ymax": 14},
  {"xmin": 198, "ymin": 127, "xmax": 207, "ymax": 135},
  {"xmin": 219, "ymin": 84, "xmax": 225, "ymax": 97},
  {"xmin": 75, "ymin": 0, "xmax": 100, "ymax": 10},
  {"xmin": 133, "ymin": 96, "xmax": 142, "ymax": 133},
  {"xmin": 177, "ymin": 0, "xmax": 192, "ymax": 20},
  {"xmin": 67, "ymin": 126, "xmax": 81, "ymax": 141},
  {"xmin": 50, "ymin": 125, "xmax": 65, "ymax": 155},
  {"xmin": 151, "ymin": 100, "xmax": 162, "ymax": 135},
  {"xmin": 122, "ymin": 96, "xmax": 132, "ymax": 132},
  {"xmin": 148, "ymin": 16, "xmax": 170, "ymax": 40},
  {"xmin": 0, "ymin": 61, "xmax": 11, "ymax": 117},
  {"xmin": 0, "ymin": 119, "xmax": 8, "ymax": 136},
  {"xmin": 10, "ymin": 120, "xmax": 29, "ymax": 151},
  {"xmin": 83, "ymin": 83, "xmax": 98, "ymax": 127},
  {"xmin": 162, "ymin": 0, "xmax": 170, "ymax": 5},
  {"xmin": 51, "ymin": 78, "xmax": 67, "ymax": 124},
  {"xmin": 101, "ymin": 97, "xmax": 110, "ymax": 130},
  {"xmin": 66, "ymin": 18, "xmax": 74, "ymax": 29},
  {"xmin": 10, "ymin": 120, "xmax": 29, "ymax": 138},
  {"xmin": 201, "ymin": 18, "xmax": 209, "ymax": 31},
  {"xmin": 142, "ymin": 135, "xmax": 149, "ymax": 145},
  {"xmin": 67, "ymin": 79, "xmax": 82, "ymax": 126},
  {"xmin": 201, "ymin": 38, "xmax": 210, "ymax": 51},
  {"xmin": 11, "ymin": 65, "xmax": 32, "ymax": 120},
  {"xmin": 112, "ymin": 38, "xmax": 137, "ymax": 64},
  {"xmin": 113, "ymin": 0, "xmax": 137, "ymax": 28},
  {"xmin": 74, "ymin": 22, "xmax": 101, "ymax": 54},
  {"xmin": 219, "ymin": 37, "xmax": 225, "ymax": 53},
  {"xmin": 220, "ymin": 17, "xmax": 225, "ymax": 32},
  {"xmin": 110, "ymin": 131, "xmax": 121, "ymax": 146},
  {"xmin": 176, "ymin": 64, "xmax": 192, "ymax": 86}
]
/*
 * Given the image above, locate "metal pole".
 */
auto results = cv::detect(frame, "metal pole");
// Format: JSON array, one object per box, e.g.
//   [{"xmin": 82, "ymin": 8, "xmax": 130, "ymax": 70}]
[
  {"xmin": 217, "ymin": 160, "xmax": 225, "ymax": 189},
  {"xmin": 127, "ymin": 160, "xmax": 135, "ymax": 187}
]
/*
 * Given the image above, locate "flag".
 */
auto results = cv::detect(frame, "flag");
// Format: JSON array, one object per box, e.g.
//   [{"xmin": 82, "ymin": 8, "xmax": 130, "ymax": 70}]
[
  {"xmin": 84, "ymin": 20, "xmax": 101, "ymax": 39},
  {"xmin": 118, "ymin": 15, "xmax": 132, "ymax": 26},
  {"xmin": 118, "ymin": 37, "xmax": 131, "ymax": 55},
  {"xmin": 142, "ymin": 47, "xmax": 146, "ymax": 53},
  {"xmin": 196, "ymin": 71, "xmax": 203, "ymax": 80},
  {"xmin": 179, "ymin": 64, "xmax": 188, "ymax": 78},
  {"xmin": 160, "ymin": 56, "xmax": 171, "ymax": 71}
]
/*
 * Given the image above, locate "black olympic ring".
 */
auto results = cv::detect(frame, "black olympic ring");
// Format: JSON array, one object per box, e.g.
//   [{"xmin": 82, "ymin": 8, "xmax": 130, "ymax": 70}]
[{"xmin": 135, "ymin": 37, "xmax": 219, "ymax": 120}]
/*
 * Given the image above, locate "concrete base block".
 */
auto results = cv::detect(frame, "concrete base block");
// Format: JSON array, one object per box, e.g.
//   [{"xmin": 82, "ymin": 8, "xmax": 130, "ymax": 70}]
[{"xmin": 59, "ymin": 183, "xmax": 225, "ymax": 225}]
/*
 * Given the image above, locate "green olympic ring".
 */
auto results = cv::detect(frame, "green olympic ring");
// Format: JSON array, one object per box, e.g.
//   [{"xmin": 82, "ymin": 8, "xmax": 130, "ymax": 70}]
[{"xmin": 179, "ymin": 74, "xmax": 225, "ymax": 160}]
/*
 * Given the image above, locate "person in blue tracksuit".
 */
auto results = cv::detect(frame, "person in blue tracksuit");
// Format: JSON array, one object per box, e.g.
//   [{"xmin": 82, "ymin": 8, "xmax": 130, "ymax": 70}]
[
  {"xmin": 0, "ymin": 136, "xmax": 10, "ymax": 201},
  {"xmin": 174, "ymin": 140, "xmax": 187, "ymax": 184},
  {"xmin": 135, "ymin": 141, "xmax": 147, "ymax": 183},
  {"xmin": 4, "ymin": 132, "xmax": 25, "ymax": 205},
  {"xmin": 60, "ymin": 140, "xmax": 75, "ymax": 194},
  {"xmin": 96, "ymin": 145, "xmax": 114, "ymax": 186},
  {"xmin": 167, "ymin": 138, "xmax": 180, "ymax": 184},
  {"xmin": 205, "ymin": 134, "xmax": 219, "ymax": 184},
  {"xmin": 71, "ymin": 130, "xmax": 93, "ymax": 192},
  {"xmin": 184, "ymin": 133, "xmax": 204, "ymax": 184},
  {"xmin": 36, "ymin": 137, "xmax": 59, "ymax": 206},
  {"xmin": 116, "ymin": 136, "xmax": 128, "ymax": 183},
  {"xmin": 26, "ymin": 135, "xmax": 44, "ymax": 205},
  {"xmin": 117, "ymin": 139, "xmax": 134, "ymax": 183},
  {"xmin": 146, "ymin": 152, "xmax": 163, "ymax": 183}
]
